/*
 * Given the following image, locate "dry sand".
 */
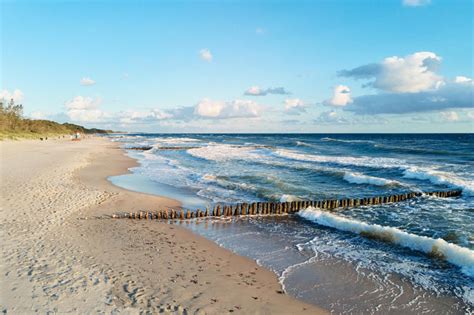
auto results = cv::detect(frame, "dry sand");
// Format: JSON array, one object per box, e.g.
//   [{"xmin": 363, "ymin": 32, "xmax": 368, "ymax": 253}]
[{"xmin": 0, "ymin": 137, "xmax": 326, "ymax": 314}]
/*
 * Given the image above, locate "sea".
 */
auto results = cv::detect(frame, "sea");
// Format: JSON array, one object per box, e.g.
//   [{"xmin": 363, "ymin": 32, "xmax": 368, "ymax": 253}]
[{"xmin": 108, "ymin": 133, "xmax": 474, "ymax": 314}]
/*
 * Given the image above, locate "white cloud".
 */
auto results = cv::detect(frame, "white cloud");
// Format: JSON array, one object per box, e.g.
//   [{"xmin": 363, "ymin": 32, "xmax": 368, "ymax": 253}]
[
  {"xmin": 29, "ymin": 111, "xmax": 46, "ymax": 119},
  {"xmin": 80, "ymin": 77, "xmax": 96, "ymax": 86},
  {"xmin": 256, "ymin": 27, "xmax": 265, "ymax": 35},
  {"xmin": 65, "ymin": 96, "xmax": 101, "ymax": 110},
  {"xmin": 0, "ymin": 89, "xmax": 24, "ymax": 102},
  {"xmin": 199, "ymin": 48, "xmax": 213, "ymax": 62},
  {"xmin": 244, "ymin": 86, "xmax": 290, "ymax": 96},
  {"xmin": 118, "ymin": 109, "xmax": 172, "ymax": 124},
  {"xmin": 284, "ymin": 98, "xmax": 306, "ymax": 114},
  {"xmin": 340, "ymin": 51, "xmax": 443, "ymax": 93},
  {"xmin": 324, "ymin": 85, "xmax": 352, "ymax": 106},
  {"xmin": 345, "ymin": 79, "xmax": 474, "ymax": 114},
  {"xmin": 314, "ymin": 111, "xmax": 349, "ymax": 124},
  {"xmin": 194, "ymin": 98, "xmax": 260, "ymax": 119},
  {"xmin": 337, "ymin": 52, "xmax": 474, "ymax": 115},
  {"xmin": 454, "ymin": 76, "xmax": 473, "ymax": 85},
  {"xmin": 403, "ymin": 0, "xmax": 431, "ymax": 6},
  {"xmin": 65, "ymin": 96, "xmax": 105, "ymax": 122},
  {"xmin": 440, "ymin": 111, "xmax": 459, "ymax": 122}
]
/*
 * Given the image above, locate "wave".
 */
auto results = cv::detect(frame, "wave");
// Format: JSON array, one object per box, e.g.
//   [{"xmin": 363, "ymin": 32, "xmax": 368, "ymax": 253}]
[
  {"xmin": 374, "ymin": 144, "xmax": 461, "ymax": 156},
  {"xmin": 279, "ymin": 194, "xmax": 301, "ymax": 202},
  {"xmin": 343, "ymin": 172, "xmax": 404, "ymax": 187},
  {"xmin": 295, "ymin": 141, "xmax": 317, "ymax": 148},
  {"xmin": 298, "ymin": 208, "xmax": 474, "ymax": 277},
  {"xmin": 275, "ymin": 149, "xmax": 472, "ymax": 196},
  {"xmin": 274, "ymin": 149, "xmax": 403, "ymax": 168},
  {"xmin": 403, "ymin": 167, "xmax": 474, "ymax": 196},
  {"xmin": 153, "ymin": 137, "xmax": 200, "ymax": 143},
  {"xmin": 187, "ymin": 144, "xmax": 263, "ymax": 162},
  {"xmin": 321, "ymin": 137, "xmax": 375, "ymax": 144}
]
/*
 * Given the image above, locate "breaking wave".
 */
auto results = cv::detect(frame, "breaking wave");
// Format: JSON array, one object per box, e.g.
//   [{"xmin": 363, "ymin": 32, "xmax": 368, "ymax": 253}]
[
  {"xmin": 321, "ymin": 137, "xmax": 376, "ymax": 144},
  {"xmin": 275, "ymin": 149, "xmax": 473, "ymax": 196},
  {"xmin": 298, "ymin": 208, "xmax": 474, "ymax": 277},
  {"xmin": 343, "ymin": 172, "xmax": 405, "ymax": 187},
  {"xmin": 187, "ymin": 144, "xmax": 263, "ymax": 162},
  {"xmin": 403, "ymin": 167, "xmax": 474, "ymax": 196},
  {"xmin": 274, "ymin": 149, "xmax": 403, "ymax": 168}
]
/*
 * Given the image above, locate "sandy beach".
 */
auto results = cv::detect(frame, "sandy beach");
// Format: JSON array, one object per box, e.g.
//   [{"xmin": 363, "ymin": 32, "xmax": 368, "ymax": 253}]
[{"xmin": 0, "ymin": 137, "xmax": 326, "ymax": 314}]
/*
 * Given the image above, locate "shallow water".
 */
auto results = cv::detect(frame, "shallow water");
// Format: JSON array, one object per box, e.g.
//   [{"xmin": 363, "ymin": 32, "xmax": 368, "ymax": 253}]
[{"xmin": 109, "ymin": 133, "xmax": 474, "ymax": 313}]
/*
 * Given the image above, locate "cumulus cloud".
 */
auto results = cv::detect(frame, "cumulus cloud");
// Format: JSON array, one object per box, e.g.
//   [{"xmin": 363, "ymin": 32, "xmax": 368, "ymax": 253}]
[
  {"xmin": 199, "ymin": 49, "xmax": 213, "ymax": 62},
  {"xmin": 314, "ymin": 111, "xmax": 349, "ymax": 124},
  {"xmin": 29, "ymin": 111, "xmax": 46, "ymax": 119},
  {"xmin": 244, "ymin": 86, "xmax": 291, "ymax": 96},
  {"xmin": 80, "ymin": 77, "xmax": 96, "ymax": 86},
  {"xmin": 64, "ymin": 96, "xmax": 105, "ymax": 122},
  {"xmin": 339, "ymin": 52, "xmax": 443, "ymax": 93},
  {"xmin": 194, "ymin": 98, "xmax": 260, "ymax": 119},
  {"xmin": 337, "ymin": 52, "xmax": 473, "ymax": 115},
  {"xmin": 403, "ymin": 0, "xmax": 431, "ymax": 6},
  {"xmin": 119, "ymin": 109, "xmax": 172, "ymax": 124},
  {"xmin": 345, "ymin": 79, "xmax": 474, "ymax": 114},
  {"xmin": 284, "ymin": 98, "xmax": 306, "ymax": 114},
  {"xmin": 455, "ymin": 76, "xmax": 473, "ymax": 85},
  {"xmin": 0, "ymin": 89, "xmax": 24, "ymax": 102},
  {"xmin": 65, "ymin": 96, "xmax": 101, "ymax": 110},
  {"xmin": 440, "ymin": 111, "xmax": 459, "ymax": 122},
  {"xmin": 324, "ymin": 85, "xmax": 352, "ymax": 106}
]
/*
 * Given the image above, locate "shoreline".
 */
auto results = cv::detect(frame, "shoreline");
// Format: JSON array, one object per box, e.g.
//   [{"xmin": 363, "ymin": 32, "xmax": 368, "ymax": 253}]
[{"xmin": 0, "ymin": 137, "xmax": 326, "ymax": 314}]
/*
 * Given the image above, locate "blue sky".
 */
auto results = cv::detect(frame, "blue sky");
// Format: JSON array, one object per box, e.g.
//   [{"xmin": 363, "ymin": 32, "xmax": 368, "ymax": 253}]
[{"xmin": 1, "ymin": 0, "xmax": 473, "ymax": 132}]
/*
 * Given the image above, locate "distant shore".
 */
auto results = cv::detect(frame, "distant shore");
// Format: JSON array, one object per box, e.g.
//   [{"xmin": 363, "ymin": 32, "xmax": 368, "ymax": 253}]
[{"xmin": 0, "ymin": 137, "xmax": 325, "ymax": 314}]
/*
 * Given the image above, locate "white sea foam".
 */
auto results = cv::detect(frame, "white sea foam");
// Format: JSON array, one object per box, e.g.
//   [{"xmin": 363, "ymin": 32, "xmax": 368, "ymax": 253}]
[
  {"xmin": 298, "ymin": 208, "xmax": 474, "ymax": 278},
  {"xmin": 343, "ymin": 172, "xmax": 404, "ymax": 187},
  {"xmin": 275, "ymin": 149, "xmax": 473, "ymax": 196},
  {"xmin": 153, "ymin": 137, "xmax": 200, "ymax": 144},
  {"xmin": 403, "ymin": 167, "xmax": 474, "ymax": 196},
  {"xmin": 278, "ymin": 254, "xmax": 319, "ymax": 293},
  {"xmin": 321, "ymin": 137, "xmax": 375, "ymax": 144},
  {"xmin": 295, "ymin": 141, "xmax": 317, "ymax": 148},
  {"xmin": 280, "ymin": 194, "xmax": 301, "ymax": 202},
  {"xmin": 187, "ymin": 144, "xmax": 261, "ymax": 161},
  {"xmin": 274, "ymin": 149, "xmax": 403, "ymax": 168}
]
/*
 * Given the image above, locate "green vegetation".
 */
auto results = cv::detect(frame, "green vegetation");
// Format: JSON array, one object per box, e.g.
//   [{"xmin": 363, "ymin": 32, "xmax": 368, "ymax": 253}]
[{"xmin": 0, "ymin": 99, "xmax": 112, "ymax": 140}]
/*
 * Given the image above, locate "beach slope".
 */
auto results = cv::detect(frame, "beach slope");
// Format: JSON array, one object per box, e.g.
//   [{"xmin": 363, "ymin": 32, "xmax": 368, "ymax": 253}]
[{"xmin": 0, "ymin": 138, "xmax": 325, "ymax": 314}]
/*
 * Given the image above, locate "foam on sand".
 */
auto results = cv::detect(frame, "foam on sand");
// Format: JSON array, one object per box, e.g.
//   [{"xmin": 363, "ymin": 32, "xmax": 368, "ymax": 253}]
[{"xmin": 299, "ymin": 207, "xmax": 474, "ymax": 277}]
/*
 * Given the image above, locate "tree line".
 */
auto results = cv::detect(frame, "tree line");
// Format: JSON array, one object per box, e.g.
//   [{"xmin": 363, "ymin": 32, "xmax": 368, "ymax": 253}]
[{"xmin": 0, "ymin": 98, "xmax": 112, "ymax": 139}]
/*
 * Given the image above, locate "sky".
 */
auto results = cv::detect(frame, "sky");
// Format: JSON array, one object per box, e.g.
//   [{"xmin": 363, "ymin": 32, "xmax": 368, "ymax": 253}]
[{"xmin": 1, "ymin": 0, "xmax": 473, "ymax": 133}]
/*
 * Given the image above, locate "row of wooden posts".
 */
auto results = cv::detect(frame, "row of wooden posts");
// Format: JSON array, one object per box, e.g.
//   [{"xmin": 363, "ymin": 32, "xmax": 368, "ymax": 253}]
[{"xmin": 112, "ymin": 189, "xmax": 462, "ymax": 220}]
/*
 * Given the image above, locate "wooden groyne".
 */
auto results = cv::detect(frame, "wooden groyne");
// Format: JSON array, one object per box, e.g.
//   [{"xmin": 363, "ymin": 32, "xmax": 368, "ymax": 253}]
[{"xmin": 112, "ymin": 189, "xmax": 462, "ymax": 220}]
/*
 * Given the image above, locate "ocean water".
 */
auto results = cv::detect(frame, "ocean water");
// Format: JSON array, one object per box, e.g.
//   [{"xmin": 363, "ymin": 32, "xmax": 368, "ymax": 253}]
[{"xmin": 109, "ymin": 133, "xmax": 474, "ymax": 313}]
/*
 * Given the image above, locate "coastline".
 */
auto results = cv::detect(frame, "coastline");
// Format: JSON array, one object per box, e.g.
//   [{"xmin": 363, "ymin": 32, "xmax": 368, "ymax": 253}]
[{"xmin": 0, "ymin": 137, "xmax": 326, "ymax": 314}]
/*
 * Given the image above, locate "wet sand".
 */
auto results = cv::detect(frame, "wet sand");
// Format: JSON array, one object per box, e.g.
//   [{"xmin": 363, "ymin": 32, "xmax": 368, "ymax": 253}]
[{"xmin": 0, "ymin": 137, "xmax": 326, "ymax": 314}]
